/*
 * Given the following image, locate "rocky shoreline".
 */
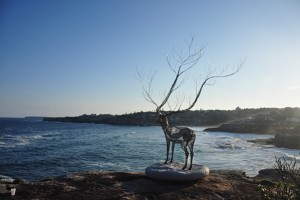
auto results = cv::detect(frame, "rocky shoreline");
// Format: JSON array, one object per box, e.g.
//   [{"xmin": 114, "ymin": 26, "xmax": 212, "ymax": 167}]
[
  {"xmin": 247, "ymin": 138, "xmax": 275, "ymax": 146},
  {"xmin": 205, "ymin": 122, "xmax": 300, "ymax": 149},
  {"xmin": 0, "ymin": 169, "xmax": 281, "ymax": 200},
  {"xmin": 204, "ymin": 123, "xmax": 274, "ymax": 134}
]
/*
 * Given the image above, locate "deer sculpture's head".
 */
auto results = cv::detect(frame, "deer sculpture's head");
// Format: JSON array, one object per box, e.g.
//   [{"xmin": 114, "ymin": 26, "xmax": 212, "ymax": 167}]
[{"xmin": 158, "ymin": 113, "xmax": 169, "ymax": 127}]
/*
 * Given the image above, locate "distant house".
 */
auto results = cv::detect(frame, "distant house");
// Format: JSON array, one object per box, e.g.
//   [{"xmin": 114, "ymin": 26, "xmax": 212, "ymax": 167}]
[
  {"xmin": 286, "ymin": 117, "xmax": 300, "ymax": 123},
  {"xmin": 240, "ymin": 117, "xmax": 255, "ymax": 124},
  {"xmin": 254, "ymin": 114, "xmax": 275, "ymax": 123}
]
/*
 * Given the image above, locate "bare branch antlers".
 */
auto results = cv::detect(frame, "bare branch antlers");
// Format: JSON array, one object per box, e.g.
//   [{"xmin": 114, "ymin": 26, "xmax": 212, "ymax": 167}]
[{"xmin": 138, "ymin": 36, "xmax": 244, "ymax": 116}]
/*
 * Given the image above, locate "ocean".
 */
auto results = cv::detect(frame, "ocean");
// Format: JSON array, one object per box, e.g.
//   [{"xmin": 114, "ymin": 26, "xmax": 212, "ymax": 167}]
[{"xmin": 0, "ymin": 117, "xmax": 299, "ymax": 182}]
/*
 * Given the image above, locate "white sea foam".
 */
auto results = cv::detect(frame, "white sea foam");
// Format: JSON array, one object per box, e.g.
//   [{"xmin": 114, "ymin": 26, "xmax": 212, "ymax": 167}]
[
  {"xmin": 0, "ymin": 175, "xmax": 14, "ymax": 182},
  {"xmin": 0, "ymin": 134, "xmax": 47, "ymax": 148},
  {"xmin": 282, "ymin": 152, "xmax": 300, "ymax": 161},
  {"xmin": 88, "ymin": 162, "xmax": 117, "ymax": 168}
]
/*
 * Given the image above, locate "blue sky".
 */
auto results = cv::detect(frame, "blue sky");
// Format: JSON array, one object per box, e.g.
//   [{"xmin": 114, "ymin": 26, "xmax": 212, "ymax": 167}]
[{"xmin": 1, "ymin": 0, "xmax": 300, "ymax": 117}]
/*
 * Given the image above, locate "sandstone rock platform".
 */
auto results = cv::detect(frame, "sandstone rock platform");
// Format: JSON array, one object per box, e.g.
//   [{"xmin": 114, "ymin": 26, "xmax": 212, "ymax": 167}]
[{"xmin": 0, "ymin": 169, "xmax": 281, "ymax": 200}]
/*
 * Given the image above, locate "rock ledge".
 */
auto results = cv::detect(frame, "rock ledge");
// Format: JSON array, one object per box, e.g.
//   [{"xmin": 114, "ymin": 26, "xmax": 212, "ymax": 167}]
[{"xmin": 0, "ymin": 169, "xmax": 280, "ymax": 200}]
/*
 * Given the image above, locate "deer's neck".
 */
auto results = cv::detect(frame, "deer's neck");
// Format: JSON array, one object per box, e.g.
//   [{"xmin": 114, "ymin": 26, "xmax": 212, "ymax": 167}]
[{"xmin": 161, "ymin": 122, "xmax": 172, "ymax": 136}]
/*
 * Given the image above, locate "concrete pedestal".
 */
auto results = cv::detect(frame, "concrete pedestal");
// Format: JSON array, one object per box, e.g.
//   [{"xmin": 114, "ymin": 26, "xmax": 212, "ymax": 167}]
[{"xmin": 145, "ymin": 162, "xmax": 209, "ymax": 181}]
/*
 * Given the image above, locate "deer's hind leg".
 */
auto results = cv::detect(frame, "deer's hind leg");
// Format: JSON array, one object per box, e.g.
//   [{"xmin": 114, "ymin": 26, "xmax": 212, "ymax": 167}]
[
  {"xmin": 188, "ymin": 135, "xmax": 196, "ymax": 170},
  {"xmin": 164, "ymin": 140, "xmax": 170, "ymax": 164},
  {"xmin": 188, "ymin": 144, "xmax": 194, "ymax": 170}
]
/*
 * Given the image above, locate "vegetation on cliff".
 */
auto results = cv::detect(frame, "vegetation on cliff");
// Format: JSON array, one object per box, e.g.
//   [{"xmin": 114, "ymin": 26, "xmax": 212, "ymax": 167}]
[{"xmin": 44, "ymin": 107, "xmax": 300, "ymax": 127}]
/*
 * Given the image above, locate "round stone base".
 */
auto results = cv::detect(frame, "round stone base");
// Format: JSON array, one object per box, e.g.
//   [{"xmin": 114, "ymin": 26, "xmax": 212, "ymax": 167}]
[{"xmin": 145, "ymin": 162, "xmax": 209, "ymax": 181}]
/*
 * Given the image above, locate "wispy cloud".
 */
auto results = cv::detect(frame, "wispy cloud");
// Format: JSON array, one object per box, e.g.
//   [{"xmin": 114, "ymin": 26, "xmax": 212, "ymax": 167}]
[{"xmin": 288, "ymin": 86, "xmax": 300, "ymax": 90}]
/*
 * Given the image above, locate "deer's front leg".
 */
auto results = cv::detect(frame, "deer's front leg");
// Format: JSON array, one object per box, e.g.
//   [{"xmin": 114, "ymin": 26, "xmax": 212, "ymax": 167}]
[
  {"xmin": 170, "ymin": 142, "xmax": 175, "ymax": 163},
  {"xmin": 182, "ymin": 145, "xmax": 189, "ymax": 170},
  {"xmin": 164, "ymin": 140, "xmax": 170, "ymax": 164}
]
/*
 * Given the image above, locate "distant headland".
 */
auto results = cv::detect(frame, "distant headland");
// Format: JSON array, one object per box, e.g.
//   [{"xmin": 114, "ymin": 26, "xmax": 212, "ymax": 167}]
[
  {"xmin": 43, "ymin": 107, "xmax": 299, "ymax": 128},
  {"xmin": 43, "ymin": 107, "xmax": 300, "ymax": 149}
]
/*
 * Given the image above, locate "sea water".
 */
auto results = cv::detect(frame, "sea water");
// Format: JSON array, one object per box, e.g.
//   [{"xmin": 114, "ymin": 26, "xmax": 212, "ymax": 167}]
[{"xmin": 0, "ymin": 118, "xmax": 299, "ymax": 182}]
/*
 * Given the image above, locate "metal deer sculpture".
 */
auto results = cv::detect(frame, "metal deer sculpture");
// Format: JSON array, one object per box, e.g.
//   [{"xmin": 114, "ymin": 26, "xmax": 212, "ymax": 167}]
[
  {"xmin": 158, "ymin": 113, "xmax": 196, "ymax": 170},
  {"xmin": 139, "ymin": 36, "xmax": 243, "ymax": 170}
]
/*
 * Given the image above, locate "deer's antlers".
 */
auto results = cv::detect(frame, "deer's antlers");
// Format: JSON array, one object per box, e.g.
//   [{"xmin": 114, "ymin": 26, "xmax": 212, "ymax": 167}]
[{"xmin": 138, "ymin": 36, "xmax": 244, "ymax": 116}]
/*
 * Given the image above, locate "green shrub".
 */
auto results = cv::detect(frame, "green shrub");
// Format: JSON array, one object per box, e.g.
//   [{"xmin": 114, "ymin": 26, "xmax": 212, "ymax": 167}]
[
  {"xmin": 259, "ymin": 157, "xmax": 300, "ymax": 200},
  {"xmin": 13, "ymin": 178, "xmax": 25, "ymax": 184},
  {"xmin": 41, "ymin": 176, "xmax": 54, "ymax": 182}
]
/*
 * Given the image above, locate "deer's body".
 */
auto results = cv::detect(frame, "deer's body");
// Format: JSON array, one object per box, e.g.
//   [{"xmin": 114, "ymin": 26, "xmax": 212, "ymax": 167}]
[{"xmin": 160, "ymin": 115, "xmax": 196, "ymax": 170}]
